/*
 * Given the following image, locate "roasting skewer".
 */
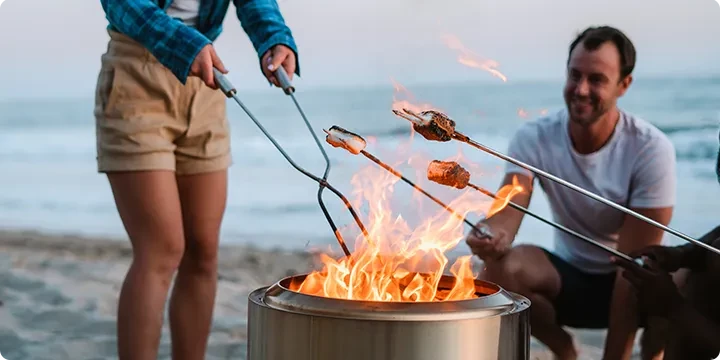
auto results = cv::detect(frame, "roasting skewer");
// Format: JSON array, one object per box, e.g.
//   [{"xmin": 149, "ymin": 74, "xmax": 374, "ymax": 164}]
[
  {"xmin": 426, "ymin": 160, "xmax": 641, "ymax": 265},
  {"xmin": 323, "ymin": 125, "xmax": 494, "ymax": 239},
  {"xmin": 212, "ymin": 67, "xmax": 370, "ymax": 257},
  {"xmin": 393, "ymin": 108, "xmax": 720, "ymax": 257}
]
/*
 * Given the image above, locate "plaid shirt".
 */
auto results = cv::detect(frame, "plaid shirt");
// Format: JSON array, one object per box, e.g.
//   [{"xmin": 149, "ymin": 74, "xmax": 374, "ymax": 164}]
[{"xmin": 100, "ymin": 0, "xmax": 299, "ymax": 84}]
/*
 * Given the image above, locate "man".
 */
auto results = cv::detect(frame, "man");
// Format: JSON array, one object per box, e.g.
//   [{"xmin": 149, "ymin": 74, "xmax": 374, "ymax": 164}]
[
  {"xmin": 466, "ymin": 26, "xmax": 676, "ymax": 360},
  {"xmin": 612, "ymin": 227, "xmax": 720, "ymax": 360},
  {"xmin": 612, "ymin": 138, "xmax": 720, "ymax": 360},
  {"xmin": 95, "ymin": 0, "xmax": 298, "ymax": 359}
]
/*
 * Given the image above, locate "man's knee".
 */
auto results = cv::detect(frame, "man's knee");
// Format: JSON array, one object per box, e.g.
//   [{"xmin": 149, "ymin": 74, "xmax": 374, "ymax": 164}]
[{"xmin": 484, "ymin": 245, "xmax": 552, "ymax": 291}]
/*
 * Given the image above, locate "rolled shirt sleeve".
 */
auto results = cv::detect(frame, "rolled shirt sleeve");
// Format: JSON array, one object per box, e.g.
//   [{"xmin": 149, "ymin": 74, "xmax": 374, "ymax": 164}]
[
  {"xmin": 234, "ymin": 0, "xmax": 300, "ymax": 76},
  {"xmin": 100, "ymin": 0, "xmax": 212, "ymax": 84}
]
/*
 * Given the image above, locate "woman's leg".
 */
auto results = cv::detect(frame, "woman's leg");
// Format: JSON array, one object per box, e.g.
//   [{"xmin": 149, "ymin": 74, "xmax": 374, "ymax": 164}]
[
  {"xmin": 108, "ymin": 170, "xmax": 186, "ymax": 360},
  {"xmin": 168, "ymin": 170, "xmax": 228, "ymax": 360}
]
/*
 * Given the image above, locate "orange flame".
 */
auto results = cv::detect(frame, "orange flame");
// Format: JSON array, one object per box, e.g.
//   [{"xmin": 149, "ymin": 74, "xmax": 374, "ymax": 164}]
[
  {"xmin": 517, "ymin": 108, "xmax": 549, "ymax": 119},
  {"xmin": 442, "ymin": 34, "xmax": 507, "ymax": 82},
  {"xmin": 289, "ymin": 85, "xmax": 524, "ymax": 302},
  {"xmin": 390, "ymin": 78, "xmax": 439, "ymax": 115}
]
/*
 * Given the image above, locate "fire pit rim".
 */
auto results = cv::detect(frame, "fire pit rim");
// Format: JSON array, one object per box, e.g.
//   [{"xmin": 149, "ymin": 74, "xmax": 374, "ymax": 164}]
[{"xmin": 249, "ymin": 273, "xmax": 530, "ymax": 322}]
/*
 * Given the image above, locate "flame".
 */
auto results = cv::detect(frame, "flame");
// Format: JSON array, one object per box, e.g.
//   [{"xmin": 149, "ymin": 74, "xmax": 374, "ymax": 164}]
[
  {"xmin": 390, "ymin": 78, "xmax": 439, "ymax": 115},
  {"xmin": 289, "ymin": 86, "xmax": 524, "ymax": 302},
  {"xmin": 442, "ymin": 34, "xmax": 507, "ymax": 83},
  {"xmin": 517, "ymin": 108, "xmax": 549, "ymax": 119}
]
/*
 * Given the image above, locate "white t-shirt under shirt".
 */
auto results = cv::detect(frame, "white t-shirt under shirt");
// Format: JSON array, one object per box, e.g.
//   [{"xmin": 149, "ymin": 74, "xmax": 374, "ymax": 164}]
[
  {"xmin": 166, "ymin": 0, "xmax": 200, "ymax": 27},
  {"xmin": 505, "ymin": 109, "xmax": 676, "ymax": 274}
]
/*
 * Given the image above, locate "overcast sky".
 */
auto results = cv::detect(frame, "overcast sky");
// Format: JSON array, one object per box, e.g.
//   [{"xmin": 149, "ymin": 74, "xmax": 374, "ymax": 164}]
[{"xmin": 0, "ymin": 0, "xmax": 718, "ymax": 99}]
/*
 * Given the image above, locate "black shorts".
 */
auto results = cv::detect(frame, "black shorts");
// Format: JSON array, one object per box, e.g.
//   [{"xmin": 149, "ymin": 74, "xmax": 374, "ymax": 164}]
[{"xmin": 542, "ymin": 249, "xmax": 648, "ymax": 329}]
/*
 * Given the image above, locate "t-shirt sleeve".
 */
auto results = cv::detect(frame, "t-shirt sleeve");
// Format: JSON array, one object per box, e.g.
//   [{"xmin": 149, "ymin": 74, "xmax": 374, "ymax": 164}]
[
  {"xmin": 628, "ymin": 135, "xmax": 677, "ymax": 208},
  {"xmin": 504, "ymin": 123, "xmax": 540, "ymax": 181}
]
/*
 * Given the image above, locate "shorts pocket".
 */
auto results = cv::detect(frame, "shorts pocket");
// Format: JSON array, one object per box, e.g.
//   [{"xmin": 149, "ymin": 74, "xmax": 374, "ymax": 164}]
[{"xmin": 94, "ymin": 65, "xmax": 119, "ymax": 118}]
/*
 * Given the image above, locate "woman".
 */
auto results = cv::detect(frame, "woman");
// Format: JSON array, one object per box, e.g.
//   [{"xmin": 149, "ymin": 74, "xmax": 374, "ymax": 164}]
[{"xmin": 94, "ymin": 0, "xmax": 299, "ymax": 358}]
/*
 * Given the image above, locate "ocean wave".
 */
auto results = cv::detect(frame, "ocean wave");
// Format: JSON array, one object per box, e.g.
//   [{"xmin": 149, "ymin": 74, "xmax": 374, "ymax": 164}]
[{"xmin": 0, "ymin": 122, "xmax": 718, "ymax": 163}]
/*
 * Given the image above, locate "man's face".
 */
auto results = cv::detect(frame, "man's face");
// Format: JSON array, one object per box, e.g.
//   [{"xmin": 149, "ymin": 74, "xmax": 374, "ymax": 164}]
[{"xmin": 563, "ymin": 41, "xmax": 632, "ymax": 126}]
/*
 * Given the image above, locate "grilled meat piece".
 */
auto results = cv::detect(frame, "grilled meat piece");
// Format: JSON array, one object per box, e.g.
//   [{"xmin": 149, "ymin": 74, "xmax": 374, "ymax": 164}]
[{"xmin": 427, "ymin": 160, "xmax": 470, "ymax": 189}]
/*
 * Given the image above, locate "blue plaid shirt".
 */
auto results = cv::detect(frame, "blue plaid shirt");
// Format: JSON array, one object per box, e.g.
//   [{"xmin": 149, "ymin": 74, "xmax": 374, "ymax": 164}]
[{"xmin": 100, "ymin": 0, "xmax": 299, "ymax": 84}]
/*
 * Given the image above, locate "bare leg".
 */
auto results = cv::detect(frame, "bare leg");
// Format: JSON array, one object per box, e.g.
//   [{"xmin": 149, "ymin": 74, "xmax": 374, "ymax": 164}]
[
  {"xmin": 169, "ymin": 170, "xmax": 228, "ymax": 360},
  {"xmin": 109, "ymin": 171, "xmax": 186, "ymax": 360},
  {"xmin": 481, "ymin": 245, "xmax": 576, "ymax": 360}
]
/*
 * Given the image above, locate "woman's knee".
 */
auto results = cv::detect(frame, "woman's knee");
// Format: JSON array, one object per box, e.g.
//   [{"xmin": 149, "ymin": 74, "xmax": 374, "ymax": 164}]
[
  {"xmin": 133, "ymin": 234, "xmax": 185, "ymax": 276},
  {"xmin": 181, "ymin": 232, "xmax": 220, "ymax": 276}
]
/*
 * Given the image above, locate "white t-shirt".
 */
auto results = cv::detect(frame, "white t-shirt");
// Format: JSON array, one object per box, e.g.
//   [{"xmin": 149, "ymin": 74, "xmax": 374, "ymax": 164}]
[
  {"xmin": 166, "ymin": 0, "xmax": 200, "ymax": 27},
  {"xmin": 505, "ymin": 109, "xmax": 676, "ymax": 274}
]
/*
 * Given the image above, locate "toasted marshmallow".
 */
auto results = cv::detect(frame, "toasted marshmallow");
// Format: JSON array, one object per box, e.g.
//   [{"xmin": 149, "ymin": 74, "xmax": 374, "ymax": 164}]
[{"xmin": 324, "ymin": 126, "xmax": 367, "ymax": 155}]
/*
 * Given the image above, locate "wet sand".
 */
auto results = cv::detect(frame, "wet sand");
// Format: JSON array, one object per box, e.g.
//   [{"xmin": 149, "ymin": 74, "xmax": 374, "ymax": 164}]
[{"xmin": 0, "ymin": 229, "xmax": 644, "ymax": 359}]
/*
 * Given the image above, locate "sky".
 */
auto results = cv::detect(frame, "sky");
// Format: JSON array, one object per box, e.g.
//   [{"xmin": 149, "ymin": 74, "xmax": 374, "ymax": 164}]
[{"xmin": 0, "ymin": 0, "xmax": 718, "ymax": 99}]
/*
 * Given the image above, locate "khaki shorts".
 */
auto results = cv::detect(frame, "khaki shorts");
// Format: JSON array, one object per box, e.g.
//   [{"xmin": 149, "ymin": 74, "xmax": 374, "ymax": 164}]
[{"xmin": 93, "ymin": 30, "xmax": 232, "ymax": 175}]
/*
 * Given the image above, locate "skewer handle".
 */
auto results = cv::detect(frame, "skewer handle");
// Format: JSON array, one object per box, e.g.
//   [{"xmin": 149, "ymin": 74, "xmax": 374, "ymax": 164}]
[
  {"xmin": 213, "ymin": 68, "xmax": 236, "ymax": 97},
  {"xmin": 274, "ymin": 66, "xmax": 295, "ymax": 95}
]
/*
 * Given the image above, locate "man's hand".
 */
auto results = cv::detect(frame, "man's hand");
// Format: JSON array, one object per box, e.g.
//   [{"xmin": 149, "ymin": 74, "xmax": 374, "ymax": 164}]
[
  {"xmin": 629, "ymin": 245, "xmax": 687, "ymax": 273},
  {"xmin": 612, "ymin": 257, "xmax": 685, "ymax": 318},
  {"xmin": 466, "ymin": 225, "xmax": 511, "ymax": 261},
  {"xmin": 261, "ymin": 44, "xmax": 297, "ymax": 87},
  {"xmin": 190, "ymin": 44, "xmax": 228, "ymax": 90}
]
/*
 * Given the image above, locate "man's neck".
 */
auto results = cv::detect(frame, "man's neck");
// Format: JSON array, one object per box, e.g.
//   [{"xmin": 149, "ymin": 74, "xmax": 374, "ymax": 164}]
[{"xmin": 568, "ymin": 108, "xmax": 620, "ymax": 155}]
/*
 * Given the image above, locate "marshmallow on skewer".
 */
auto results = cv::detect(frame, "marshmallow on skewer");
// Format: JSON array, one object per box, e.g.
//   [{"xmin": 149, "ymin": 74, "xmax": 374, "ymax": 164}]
[
  {"xmin": 392, "ymin": 109, "xmax": 457, "ymax": 142},
  {"xmin": 324, "ymin": 126, "xmax": 367, "ymax": 155}
]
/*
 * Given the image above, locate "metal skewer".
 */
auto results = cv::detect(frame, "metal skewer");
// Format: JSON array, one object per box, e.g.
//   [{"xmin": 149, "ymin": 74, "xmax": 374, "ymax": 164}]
[
  {"xmin": 212, "ymin": 68, "xmax": 370, "ymax": 257},
  {"xmin": 394, "ymin": 108, "xmax": 720, "ymax": 257},
  {"xmin": 322, "ymin": 126, "xmax": 493, "ymax": 239},
  {"xmin": 426, "ymin": 161, "xmax": 639, "ymax": 265}
]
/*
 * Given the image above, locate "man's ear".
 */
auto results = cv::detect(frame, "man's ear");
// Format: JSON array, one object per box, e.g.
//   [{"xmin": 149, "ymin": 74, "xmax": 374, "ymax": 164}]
[{"xmin": 617, "ymin": 74, "xmax": 633, "ymax": 97}]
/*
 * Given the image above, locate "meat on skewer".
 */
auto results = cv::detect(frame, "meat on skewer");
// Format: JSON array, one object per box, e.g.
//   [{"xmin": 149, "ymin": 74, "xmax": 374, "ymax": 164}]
[
  {"xmin": 427, "ymin": 160, "xmax": 470, "ymax": 189},
  {"xmin": 324, "ymin": 125, "xmax": 367, "ymax": 155}
]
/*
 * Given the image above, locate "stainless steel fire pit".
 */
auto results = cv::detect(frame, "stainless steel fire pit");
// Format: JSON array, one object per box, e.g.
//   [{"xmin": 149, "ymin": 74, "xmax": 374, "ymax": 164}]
[{"xmin": 247, "ymin": 274, "xmax": 530, "ymax": 360}]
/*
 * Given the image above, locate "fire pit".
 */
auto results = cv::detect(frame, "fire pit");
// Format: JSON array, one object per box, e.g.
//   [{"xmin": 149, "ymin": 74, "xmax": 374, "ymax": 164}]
[{"xmin": 247, "ymin": 274, "xmax": 530, "ymax": 360}]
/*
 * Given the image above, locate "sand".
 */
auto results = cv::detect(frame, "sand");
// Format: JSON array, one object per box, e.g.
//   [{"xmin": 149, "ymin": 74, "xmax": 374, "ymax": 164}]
[{"xmin": 0, "ymin": 229, "xmax": 645, "ymax": 360}]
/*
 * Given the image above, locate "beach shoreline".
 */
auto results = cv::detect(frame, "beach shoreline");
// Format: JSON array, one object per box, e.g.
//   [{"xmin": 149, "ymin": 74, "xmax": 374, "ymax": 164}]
[{"xmin": 0, "ymin": 228, "xmax": 644, "ymax": 359}]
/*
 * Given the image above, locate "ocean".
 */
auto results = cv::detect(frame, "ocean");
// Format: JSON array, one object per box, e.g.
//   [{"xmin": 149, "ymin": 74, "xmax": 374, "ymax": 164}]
[{"xmin": 1, "ymin": 76, "xmax": 719, "ymax": 256}]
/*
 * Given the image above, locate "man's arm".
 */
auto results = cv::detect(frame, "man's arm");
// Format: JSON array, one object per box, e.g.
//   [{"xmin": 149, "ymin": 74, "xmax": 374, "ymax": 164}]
[
  {"xmin": 234, "ymin": 0, "xmax": 300, "ymax": 76},
  {"xmin": 480, "ymin": 172, "xmax": 533, "ymax": 241},
  {"xmin": 603, "ymin": 207, "xmax": 673, "ymax": 360},
  {"xmin": 668, "ymin": 297, "xmax": 720, "ymax": 357},
  {"xmin": 479, "ymin": 122, "xmax": 540, "ymax": 241},
  {"xmin": 100, "ymin": 0, "xmax": 211, "ymax": 84},
  {"xmin": 675, "ymin": 224, "xmax": 720, "ymax": 272},
  {"xmin": 604, "ymin": 135, "xmax": 677, "ymax": 360}
]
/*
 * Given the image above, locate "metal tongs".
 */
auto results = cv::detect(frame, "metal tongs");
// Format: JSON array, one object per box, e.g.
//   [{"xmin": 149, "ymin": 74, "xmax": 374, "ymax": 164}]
[
  {"xmin": 212, "ymin": 67, "xmax": 368, "ymax": 257},
  {"xmin": 392, "ymin": 108, "xmax": 720, "ymax": 262}
]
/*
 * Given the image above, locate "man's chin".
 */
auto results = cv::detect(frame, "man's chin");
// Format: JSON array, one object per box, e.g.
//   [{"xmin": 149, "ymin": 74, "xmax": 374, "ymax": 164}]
[{"xmin": 569, "ymin": 113, "xmax": 594, "ymax": 126}]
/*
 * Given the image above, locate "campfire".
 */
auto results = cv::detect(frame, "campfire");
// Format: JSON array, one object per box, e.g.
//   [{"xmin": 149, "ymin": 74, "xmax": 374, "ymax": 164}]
[{"xmin": 283, "ymin": 121, "xmax": 524, "ymax": 302}]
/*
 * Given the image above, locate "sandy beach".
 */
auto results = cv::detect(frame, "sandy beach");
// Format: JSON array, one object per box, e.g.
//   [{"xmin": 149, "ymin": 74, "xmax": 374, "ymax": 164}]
[{"xmin": 0, "ymin": 229, "xmax": 652, "ymax": 360}]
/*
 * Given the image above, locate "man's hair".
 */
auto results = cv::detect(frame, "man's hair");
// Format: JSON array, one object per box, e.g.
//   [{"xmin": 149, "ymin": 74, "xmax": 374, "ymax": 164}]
[{"xmin": 567, "ymin": 26, "xmax": 637, "ymax": 79}]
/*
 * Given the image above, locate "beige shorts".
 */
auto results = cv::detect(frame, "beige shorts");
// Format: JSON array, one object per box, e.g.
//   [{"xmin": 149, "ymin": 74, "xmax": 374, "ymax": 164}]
[{"xmin": 93, "ymin": 30, "xmax": 232, "ymax": 175}]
